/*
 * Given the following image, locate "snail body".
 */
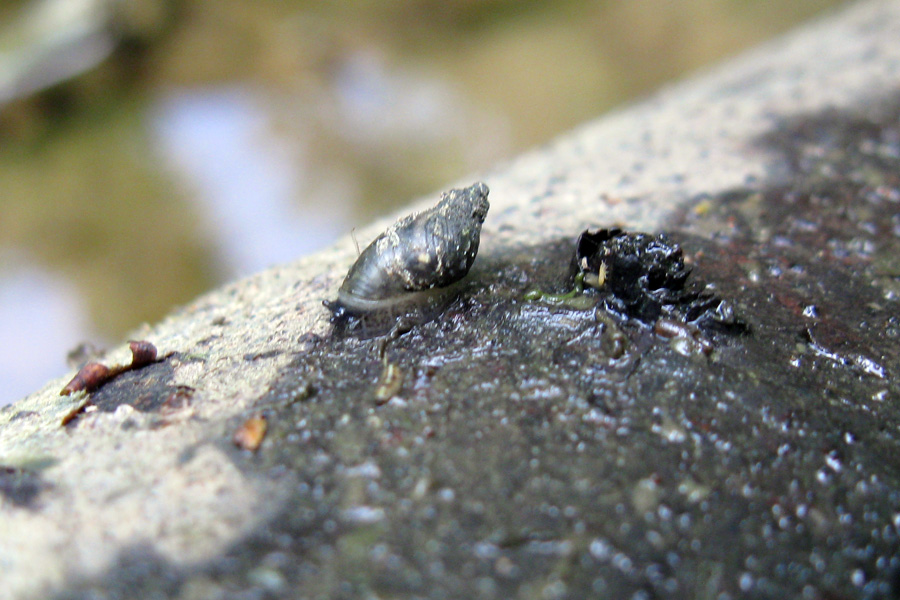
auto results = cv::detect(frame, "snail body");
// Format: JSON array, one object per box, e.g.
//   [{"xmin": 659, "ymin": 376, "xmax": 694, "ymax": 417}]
[{"xmin": 326, "ymin": 182, "xmax": 490, "ymax": 338}]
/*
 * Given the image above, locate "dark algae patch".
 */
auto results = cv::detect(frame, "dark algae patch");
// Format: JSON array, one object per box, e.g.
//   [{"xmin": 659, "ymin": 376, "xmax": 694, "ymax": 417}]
[
  {"xmin": 58, "ymin": 341, "xmax": 198, "ymax": 428},
  {"xmin": 57, "ymin": 97, "xmax": 900, "ymax": 599},
  {"xmin": 0, "ymin": 464, "xmax": 51, "ymax": 508},
  {"xmin": 59, "ymin": 348, "xmax": 202, "ymax": 428}
]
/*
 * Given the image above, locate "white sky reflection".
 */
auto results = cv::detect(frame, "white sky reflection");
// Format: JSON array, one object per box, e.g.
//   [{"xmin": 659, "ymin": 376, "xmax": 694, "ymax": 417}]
[
  {"xmin": 151, "ymin": 87, "xmax": 351, "ymax": 278},
  {"xmin": 0, "ymin": 257, "xmax": 94, "ymax": 406}
]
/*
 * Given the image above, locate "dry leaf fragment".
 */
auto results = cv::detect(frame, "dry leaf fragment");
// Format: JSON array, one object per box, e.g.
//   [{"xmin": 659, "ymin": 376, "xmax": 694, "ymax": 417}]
[
  {"xmin": 60, "ymin": 363, "xmax": 111, "ymax": 396},
  {"xmin": 233, "ymin": 415, "xmax": 267, "ymax": 451}
]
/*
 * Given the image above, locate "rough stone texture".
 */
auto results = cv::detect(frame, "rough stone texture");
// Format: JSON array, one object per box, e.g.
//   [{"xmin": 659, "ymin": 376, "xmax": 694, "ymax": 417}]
[{"xmin": 2, "ymin": 1, "xmax": 900, "ymax": 599}]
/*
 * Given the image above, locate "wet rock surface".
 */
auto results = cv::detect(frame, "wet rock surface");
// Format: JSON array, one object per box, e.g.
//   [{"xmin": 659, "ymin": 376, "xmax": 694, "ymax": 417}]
[{"xmin": 55, "ymin": 93, "xmax": 900, "ymax": 599}]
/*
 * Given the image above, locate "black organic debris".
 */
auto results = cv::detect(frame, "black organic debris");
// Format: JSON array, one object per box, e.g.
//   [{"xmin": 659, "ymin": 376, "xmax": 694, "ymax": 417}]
[{"xmin": 574, "ymin": 228, "xmax": 746, "ymax": 331}]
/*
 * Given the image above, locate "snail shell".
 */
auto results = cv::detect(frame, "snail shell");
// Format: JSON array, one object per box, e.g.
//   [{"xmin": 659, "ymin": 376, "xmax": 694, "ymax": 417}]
[{"xmin": 326, "ymin": 182, "xmax": 490, "ymax": 338}]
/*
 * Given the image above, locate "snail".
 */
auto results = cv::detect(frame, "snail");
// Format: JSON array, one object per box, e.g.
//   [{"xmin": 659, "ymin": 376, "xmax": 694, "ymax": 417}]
[{"xmin": 325, "ymin": 182, "xmax": 490, "ymax": 338}]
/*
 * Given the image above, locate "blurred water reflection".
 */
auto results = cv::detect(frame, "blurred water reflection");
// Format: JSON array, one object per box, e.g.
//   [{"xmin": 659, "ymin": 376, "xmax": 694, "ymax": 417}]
[
  {"xmin": 151, "ymin": 86, "xmax": 351, "ymax": 277},
  {"xmin": 0, "ymin": 0, "xmax": 114, "ymax": 105},
  {"xmin": 329, "ymin": 49, "xmax": 507, "ymax": 159},
  {"xmin": 0, "ymin": 254, "xmax": 94, "ymax": 405}
]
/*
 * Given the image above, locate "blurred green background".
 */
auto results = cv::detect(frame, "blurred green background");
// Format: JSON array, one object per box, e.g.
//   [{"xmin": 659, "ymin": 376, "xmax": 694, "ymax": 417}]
[{"xmin": 0, "ymin": 0, "xmax": 849, "ymax": 404}]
